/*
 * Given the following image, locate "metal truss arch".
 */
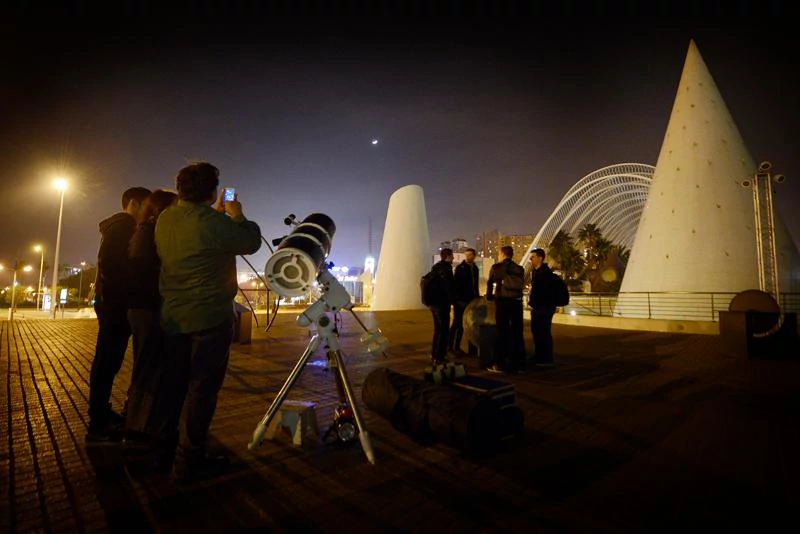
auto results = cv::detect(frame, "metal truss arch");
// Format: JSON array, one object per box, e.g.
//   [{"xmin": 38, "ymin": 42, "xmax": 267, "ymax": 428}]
[{"xmin": 521, "ymin": 163, "xmax": 655, "ymax": 267}]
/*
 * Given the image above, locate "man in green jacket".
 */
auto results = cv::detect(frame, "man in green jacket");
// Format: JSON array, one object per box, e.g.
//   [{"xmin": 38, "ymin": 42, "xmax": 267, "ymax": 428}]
[{"xmin": 155, "ymin": 162, "xmax": 261, "ymax": 483}]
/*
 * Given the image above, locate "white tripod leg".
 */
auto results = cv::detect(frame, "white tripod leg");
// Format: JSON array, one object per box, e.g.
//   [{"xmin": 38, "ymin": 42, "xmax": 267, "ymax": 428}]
[{"xmin": 330, "ymin": 349, "xmax": 376, "ymax": 465}]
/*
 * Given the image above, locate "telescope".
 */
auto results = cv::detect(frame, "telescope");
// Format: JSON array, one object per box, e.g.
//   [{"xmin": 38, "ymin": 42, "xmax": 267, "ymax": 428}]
[
  {"xmin": 250, "ymin": 213, "xmax": 387, "ymax": 464},
  {"xmin": 264, "ymin": 213, "xmax": 336, "ymax": 297}
]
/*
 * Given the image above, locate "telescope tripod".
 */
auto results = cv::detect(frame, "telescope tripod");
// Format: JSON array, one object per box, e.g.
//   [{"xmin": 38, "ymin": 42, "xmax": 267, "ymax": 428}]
[{"xmin": 248, "ymin": 311, "xmax": 376, "ymax": 465}]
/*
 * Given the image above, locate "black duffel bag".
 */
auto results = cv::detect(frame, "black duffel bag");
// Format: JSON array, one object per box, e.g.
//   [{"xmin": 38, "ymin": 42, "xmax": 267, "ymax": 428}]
[{"xmin": 362, "ymin": 368, "xmax": 502, "ymax": 456}]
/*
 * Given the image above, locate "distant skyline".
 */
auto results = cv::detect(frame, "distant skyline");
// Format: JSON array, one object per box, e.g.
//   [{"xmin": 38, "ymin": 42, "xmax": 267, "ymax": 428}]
[{"xmin": 2, "ymin": 5, "xmax": 798, "ymax": 276}]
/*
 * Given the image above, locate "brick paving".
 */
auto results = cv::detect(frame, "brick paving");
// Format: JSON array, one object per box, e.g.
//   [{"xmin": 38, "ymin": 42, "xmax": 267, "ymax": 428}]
[{"xmin": 2, "ymin": 310, "xmax": 799, "ymax": 533}]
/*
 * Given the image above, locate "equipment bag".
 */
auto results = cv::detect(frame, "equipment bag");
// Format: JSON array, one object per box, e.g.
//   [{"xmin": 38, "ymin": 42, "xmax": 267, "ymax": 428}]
[
  {"xmin": 554, "ymin": 274, "xmax": 570, "ymax": 306},
  {"xmin": 420, "ymin": 270, "xmax": 439, "ymax": 306},
  {"xmin": 501, "ymin": 263, "xmax": 524, "ymax": 298}
]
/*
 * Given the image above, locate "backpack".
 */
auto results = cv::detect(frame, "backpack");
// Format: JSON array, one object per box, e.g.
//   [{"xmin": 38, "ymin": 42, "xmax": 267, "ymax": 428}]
[
  {"xmin": 553, "ymin": 273, "xmax": 570, "ymax": 306},
  {"xmin": 420, "ymin": 270, "xmax": 440, "ymax": 306},
  {"xmin": 500, "ymin": 262, "xmax": 524, "ymax": 298}
]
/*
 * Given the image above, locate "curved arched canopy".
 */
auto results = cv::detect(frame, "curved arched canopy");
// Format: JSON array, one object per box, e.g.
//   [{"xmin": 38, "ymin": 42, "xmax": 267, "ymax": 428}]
[{"xmin": 521, "ymin": 163, "xmax": 655, "ymax": 267}]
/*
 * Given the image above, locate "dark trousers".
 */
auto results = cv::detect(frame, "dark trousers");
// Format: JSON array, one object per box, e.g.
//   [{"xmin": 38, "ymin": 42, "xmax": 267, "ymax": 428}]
[
  {"xmin": 89, "ymin": 301, "xmax": 131, "ymax": 427},
  {"xmin": 495, "ymin": 298, "xmax": 526, "ymax": 370},
  {"xmin": 167, "ymin": 317, "xmax": 235, "ymax": 463},
  {"xmin": 126, "ymin": 308, "xmax": 175, "ymax": 440},
  {"xmin": 448, "ymin": 301, "xmax": 467, "ymax": 352},
  {"xmin": 430, "ymin": 305, "xmax": 451, "ymax": 361},
  {"xmin": 531, "ymin": 306, "xmax": 555, "ymax": 364}
]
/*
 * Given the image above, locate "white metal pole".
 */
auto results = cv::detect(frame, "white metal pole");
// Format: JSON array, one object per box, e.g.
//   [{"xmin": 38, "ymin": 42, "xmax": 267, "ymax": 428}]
[
  {"xmin": 51, "ymin": 190, "xmax": 65, "ymax": 319},
  {"xmin": 8, "ymin": 269, "xmax": 18, "ymax": 321},
  {"xmin": 36, "ymin": 249, "xmax": 44, "ymax": 311}
]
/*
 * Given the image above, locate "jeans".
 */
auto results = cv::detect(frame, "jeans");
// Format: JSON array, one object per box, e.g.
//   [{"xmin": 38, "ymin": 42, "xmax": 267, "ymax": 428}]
[
  {"xmin": 126, "ymin": 308, "xmax": 173, "ymax": 439},
  {"xmin": 167, "ymin": 317, "xmax": 235, "ymax": 463},
  {"xmin": 88, "ymin": 300, "xmax": 131, "ymax": 427},
  {"xmin": 449, "ymin": 301, "xmax": 467, "ymax": 352},
  {"xmin": 531, "ymin": 305, "xmax": 555, "ymax": 364},
  {"xmin": 429, "ymin": 305, "xmax": 451, "ymax": 361},
  {"xmin": 494, "ymin": 298, "xmax": 525, "ymax": 370}
]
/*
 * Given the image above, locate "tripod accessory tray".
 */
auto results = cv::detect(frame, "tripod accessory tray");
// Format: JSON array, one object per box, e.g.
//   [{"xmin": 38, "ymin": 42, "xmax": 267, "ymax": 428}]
[{"xmin": 265, "ymin": 400, "xmax": 320, "ymax": 447}]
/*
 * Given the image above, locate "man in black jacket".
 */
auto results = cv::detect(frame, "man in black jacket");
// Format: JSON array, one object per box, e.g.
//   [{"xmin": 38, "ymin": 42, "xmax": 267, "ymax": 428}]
[
  {"xmin": 87, "ymin": 186, "xmax": 151, "ymax": 443},
  {"xmin": 427, "ymin": 248, "xmax": 454, "ymax": 365},
  {"xmin": 528, "ymin": 248, "xmax": 557, "ymax": 366},
  {"xmin": 486, "ymin": 245, "xmax": 526, "ymax": 373},
  {"xmin": 449, "ymin": 247, "xmax": 479, "ymax": 356}
]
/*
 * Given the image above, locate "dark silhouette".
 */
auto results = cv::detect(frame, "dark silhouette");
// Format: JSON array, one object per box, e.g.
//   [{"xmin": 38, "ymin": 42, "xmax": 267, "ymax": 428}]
[
  {"xmin": 86, "ymin": 186, "xmax": 151, "ymax": 443},
  {"xmin": 528, "ymin": 247, "xmax": 558, "ymax": 366},
  {"xmin": 486, "ymin": 245, "xmax": 526, "ymax": 373},
  {"xmin": 449, "ymin": 247, "xmax": 480, "ymax": 356}
]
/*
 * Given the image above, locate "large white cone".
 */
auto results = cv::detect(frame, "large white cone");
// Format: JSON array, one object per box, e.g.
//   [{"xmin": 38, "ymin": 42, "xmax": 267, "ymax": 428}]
[
  {"xmin": 371, "ymin": 185, "xmax": 431, "ymax": 310},
  {"xmin": 618, "ymin": 40, "xmax": 800, "ymax": 318}
]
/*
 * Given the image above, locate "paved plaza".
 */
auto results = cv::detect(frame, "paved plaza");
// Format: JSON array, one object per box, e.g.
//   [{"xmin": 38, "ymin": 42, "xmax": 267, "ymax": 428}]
[{"xmin": 1, "ymin": 310, "xmax": 799, "ymax": 532}]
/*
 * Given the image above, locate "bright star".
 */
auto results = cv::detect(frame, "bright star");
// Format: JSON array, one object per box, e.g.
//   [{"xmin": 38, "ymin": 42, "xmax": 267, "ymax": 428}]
[{"xmin": 371, "ymin": 139, "xmax": 378, "ymax": 145}]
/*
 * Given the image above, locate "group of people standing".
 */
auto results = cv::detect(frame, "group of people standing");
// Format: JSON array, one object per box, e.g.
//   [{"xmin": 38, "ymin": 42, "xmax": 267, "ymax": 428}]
[
  {"xmin": 424, "ymin": 245, "xmax": 561, "ymax": 374},
  {"xmin": 85, "ymin": 162, "xmax": 262, "ymax": 483}
]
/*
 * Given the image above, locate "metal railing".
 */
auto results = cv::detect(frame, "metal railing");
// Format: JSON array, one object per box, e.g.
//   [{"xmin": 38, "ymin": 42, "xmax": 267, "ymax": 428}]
[{"xmin": 556, "ymin": 291, "xmax": 800, "ymax": 322}]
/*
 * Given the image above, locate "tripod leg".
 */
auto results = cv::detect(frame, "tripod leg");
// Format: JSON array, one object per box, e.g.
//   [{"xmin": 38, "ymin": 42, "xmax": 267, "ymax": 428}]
[
  {"xmin": 330, "ymin": 350, "xmax": 376, "ymax": 465},
  {"xmin": 248, "ymin": 335, "xmax": 320, "ymax": 450}
]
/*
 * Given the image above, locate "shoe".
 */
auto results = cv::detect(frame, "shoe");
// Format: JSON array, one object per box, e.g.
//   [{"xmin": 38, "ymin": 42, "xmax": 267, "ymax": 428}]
[
  {"xmin": 85, "ymin": 425, "xmax": 123, "ymax": 446},
  {"xmin": 171, "ymin": 454, "xmax": 231, "ymax": 484},
  {"xmin": 106, "ymin": 405, "xmax": 126, "ymax": 428},
  {"xmin": 486, "ymin": 364, "xmax": 504, "ymax": 374}
]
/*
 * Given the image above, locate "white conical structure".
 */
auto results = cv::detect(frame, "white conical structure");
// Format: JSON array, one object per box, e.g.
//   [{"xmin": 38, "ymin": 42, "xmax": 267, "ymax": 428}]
[
  {"xmin": 618, "ymin": 40, "xmax": 800, "ymax": 318},
  {"xmin": 371, "ymin": 185, "xmax": 431, "ymax": 310}
]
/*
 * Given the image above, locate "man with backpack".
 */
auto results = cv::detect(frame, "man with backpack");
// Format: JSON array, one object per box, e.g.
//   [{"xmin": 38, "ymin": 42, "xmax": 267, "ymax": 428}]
[
  {"xmin": 422, "ymin": 248, "xmax": 455, "ymax": 365},
  {"xmin": 528, "ymin": 247, "xmax": 566, "ymax": 367},
  {"xmin": 449, "ymin": 247, "xmax": 480, "ymax": 356},
  {"xmin": 486, "ymin": 246, "xmax": 526, "ymax": 373}
]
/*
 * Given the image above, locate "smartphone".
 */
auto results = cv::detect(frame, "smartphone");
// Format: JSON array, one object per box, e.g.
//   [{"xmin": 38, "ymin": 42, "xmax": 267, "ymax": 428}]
[{"xmin": 222, "ymin": 187, "xmax": 236, "ymax": 204}]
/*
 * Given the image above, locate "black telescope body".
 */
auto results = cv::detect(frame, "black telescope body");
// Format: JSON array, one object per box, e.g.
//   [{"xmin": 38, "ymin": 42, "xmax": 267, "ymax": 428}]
[{"xmin": 264, "ymin": 213, "xmax": 336, "ymax": 297}]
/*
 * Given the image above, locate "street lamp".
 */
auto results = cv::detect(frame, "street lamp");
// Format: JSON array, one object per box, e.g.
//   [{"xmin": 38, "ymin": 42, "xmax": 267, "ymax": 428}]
[
  {"xmin": 78, "ymin": 261, "xmax": 86, "ymax": 304},
  {"xmin": 51, "ymin": 177, "xmax": 67, "ymax": 319},
  {"xmin": 33, "ymin": 244, "xmax": 45, "ymax": 310},
  {"xmin": 741, "ymin": 161, "xmax": 788, "ymax": 302},
  {"xmin": 7, "ymin": 262, "xmax": 33, "ymax": 321}
]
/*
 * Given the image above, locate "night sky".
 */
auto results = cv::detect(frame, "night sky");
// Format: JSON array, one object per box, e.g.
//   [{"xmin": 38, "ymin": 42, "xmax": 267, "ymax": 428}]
[{"xmin": 2, "ymin": 3, "xmax": 798, "ymax": 277}]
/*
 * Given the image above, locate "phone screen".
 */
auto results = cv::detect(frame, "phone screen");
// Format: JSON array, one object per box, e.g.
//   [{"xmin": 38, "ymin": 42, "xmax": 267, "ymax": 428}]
[{"xmin": 223, "ymin": 188, "xmax": 236, "ymax": 203}]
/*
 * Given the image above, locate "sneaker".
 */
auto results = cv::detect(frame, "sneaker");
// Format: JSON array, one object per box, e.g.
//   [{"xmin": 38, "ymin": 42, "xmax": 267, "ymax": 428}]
[
  {"xmin": 486, "ymin": 364, "xmax": 504, "ymax": 374},
  {"xmin": 171, "ymin": 454, "xmax": 231, "ymax": 484}
]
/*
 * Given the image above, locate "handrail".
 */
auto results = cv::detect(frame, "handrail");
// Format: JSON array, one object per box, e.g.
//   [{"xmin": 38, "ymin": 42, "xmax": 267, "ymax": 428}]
[{"xmin": 551, "ymin": 291, "xmax": 800, "ymax": 322}]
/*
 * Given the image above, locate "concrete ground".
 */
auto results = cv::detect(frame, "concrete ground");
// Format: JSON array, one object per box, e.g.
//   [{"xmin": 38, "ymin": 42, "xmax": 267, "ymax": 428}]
[{"xmin": 1, "ymin": 310, "xmax": 798, "ymax": 533}]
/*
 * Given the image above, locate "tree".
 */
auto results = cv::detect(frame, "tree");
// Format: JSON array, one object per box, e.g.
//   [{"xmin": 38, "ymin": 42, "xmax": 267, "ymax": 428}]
[{"xmin": 548, "ymin": 230, "xmax": 575, "ymax": 269}]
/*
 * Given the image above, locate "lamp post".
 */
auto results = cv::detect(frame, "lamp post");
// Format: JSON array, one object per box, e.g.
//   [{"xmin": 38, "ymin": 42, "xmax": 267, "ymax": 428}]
[
  {"xmin": 51, "ymin": 178, "xmax": 67, "ymax": 319},
  {"xmin": 7, "ymin": 262, "xmax": 33, "ymax": 321},
  {"xmin": 33, "ymin": 244, "xmax": 45, "ymax": 310},
  {"xmin": 78, "ymin": 261, "xmax": 86, "ymax": 304}
]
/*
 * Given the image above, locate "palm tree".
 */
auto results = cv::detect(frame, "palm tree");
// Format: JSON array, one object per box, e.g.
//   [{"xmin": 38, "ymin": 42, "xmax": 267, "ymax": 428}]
[
  {"xmin": 578, "ymin": 223, "xmax": 608, "ymax": 270},
  {"xmin": 548, "ymin": 230, "xmax": 574, "ymax": 269}
]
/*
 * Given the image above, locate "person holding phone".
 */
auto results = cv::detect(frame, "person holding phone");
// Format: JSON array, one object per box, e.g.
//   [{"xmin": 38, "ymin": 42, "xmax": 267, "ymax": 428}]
[{"xmin": 155, "ymin": 163, "xmax": 261, "ymax": 483}]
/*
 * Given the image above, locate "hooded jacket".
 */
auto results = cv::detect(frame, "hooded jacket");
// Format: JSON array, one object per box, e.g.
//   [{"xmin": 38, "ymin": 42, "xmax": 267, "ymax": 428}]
[
  {"xmin": 453, "ymin": 260, "xmax": 480, "ymax": 304},
  {"xmin": 528, "ymin": 262, "xmax": 557, "ymax": 308},
  {"xmin": 95, "ymin": 212, "xmax": 137, "ymax": 306}
]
